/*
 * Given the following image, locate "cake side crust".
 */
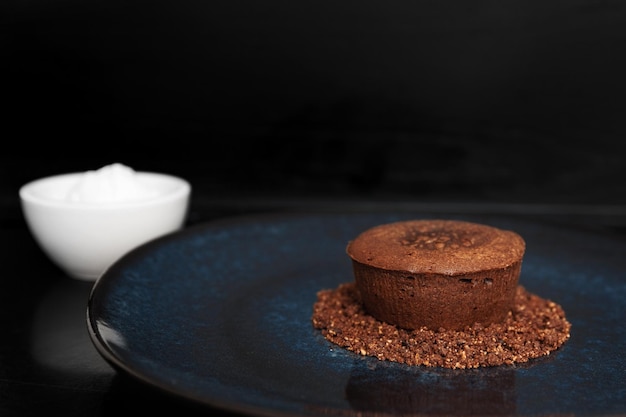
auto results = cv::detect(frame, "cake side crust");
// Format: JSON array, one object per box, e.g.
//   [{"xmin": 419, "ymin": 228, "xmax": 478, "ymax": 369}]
[{"xmin": 352, "ymin": 259, "xmax": 522, "ymax": 330}]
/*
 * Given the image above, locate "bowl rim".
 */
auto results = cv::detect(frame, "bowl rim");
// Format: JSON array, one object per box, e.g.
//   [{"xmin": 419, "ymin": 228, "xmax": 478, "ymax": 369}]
[{"xmin": 19, "ymin": 171, "xmax": 191, "ymax": 210}]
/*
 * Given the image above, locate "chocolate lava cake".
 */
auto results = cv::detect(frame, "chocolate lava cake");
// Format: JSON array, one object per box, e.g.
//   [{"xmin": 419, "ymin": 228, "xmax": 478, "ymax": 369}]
[
  {"xmin": 312, "ymin": 219, "xmax": 571, "ymax": 369},
  {"xmin": 346, "ymin": 219, "xmax": 525, "ymax": 330}
]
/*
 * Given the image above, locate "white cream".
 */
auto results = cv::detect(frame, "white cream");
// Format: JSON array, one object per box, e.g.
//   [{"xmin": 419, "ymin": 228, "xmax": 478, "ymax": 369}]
[{"xmin": 66, "ymin": 163, "xmax": 159, "ymax": 203}]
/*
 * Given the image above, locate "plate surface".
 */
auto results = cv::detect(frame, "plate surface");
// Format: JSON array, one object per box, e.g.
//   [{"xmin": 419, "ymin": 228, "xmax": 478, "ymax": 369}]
[{"xmin": 87, "ymin": 212, "xmax": 626, "ymax": 417}]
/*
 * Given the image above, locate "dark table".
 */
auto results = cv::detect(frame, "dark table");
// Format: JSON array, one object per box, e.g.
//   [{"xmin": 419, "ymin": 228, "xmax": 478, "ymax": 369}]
[
  {"xmin": 0, "ymin": 199, "xmax": 233, "ymax": 416},
  {"xmin": 2, "ymin": 192, "xmax": 626, "ymax": 416}
]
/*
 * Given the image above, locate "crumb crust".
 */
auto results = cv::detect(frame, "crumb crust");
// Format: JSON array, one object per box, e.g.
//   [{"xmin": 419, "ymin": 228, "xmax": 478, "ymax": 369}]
[{"xmin": 312, "ymin": 282, "xmax": 571, "ymax": 369}]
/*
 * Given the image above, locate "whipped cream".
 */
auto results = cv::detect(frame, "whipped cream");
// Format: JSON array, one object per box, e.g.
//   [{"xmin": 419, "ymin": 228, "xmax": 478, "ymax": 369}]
[{"xmin": 66, "ymin": 163, "xmax": 159, "ymax": 203}]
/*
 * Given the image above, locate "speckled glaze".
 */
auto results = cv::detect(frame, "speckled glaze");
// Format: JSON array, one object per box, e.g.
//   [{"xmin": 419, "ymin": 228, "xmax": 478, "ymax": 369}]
[
  {"xmin": 346, "ymin": 219, "xmax": 525, "ymax": 273},
  {"xmin": 87, "ymin": 212, "xmax": 626, "ymax": 417}
]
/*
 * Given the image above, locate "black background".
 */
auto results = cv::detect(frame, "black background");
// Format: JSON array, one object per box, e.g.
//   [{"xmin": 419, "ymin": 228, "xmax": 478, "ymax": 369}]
[{"xmin": 4, "ymin": 0, "xmax": 626, "ymax": 212}]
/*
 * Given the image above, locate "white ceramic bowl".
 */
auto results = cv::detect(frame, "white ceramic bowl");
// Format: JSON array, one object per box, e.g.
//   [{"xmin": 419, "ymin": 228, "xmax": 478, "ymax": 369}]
[{"xmin": 19, "ymin": 169, "xmax": 191, "ymax": 281}]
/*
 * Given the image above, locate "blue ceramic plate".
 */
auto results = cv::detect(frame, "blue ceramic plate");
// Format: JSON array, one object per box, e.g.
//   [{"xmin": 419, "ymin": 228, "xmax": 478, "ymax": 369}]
[{"xmin": 87, "ymin": 212, "xmax": 626, "ymax": 416}]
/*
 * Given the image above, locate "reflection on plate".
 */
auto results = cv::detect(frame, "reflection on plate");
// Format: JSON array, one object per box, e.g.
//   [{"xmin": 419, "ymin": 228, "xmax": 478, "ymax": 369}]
[{"xmin": 87, "ymin": 212, "xmax": 626, "ymax": 417}]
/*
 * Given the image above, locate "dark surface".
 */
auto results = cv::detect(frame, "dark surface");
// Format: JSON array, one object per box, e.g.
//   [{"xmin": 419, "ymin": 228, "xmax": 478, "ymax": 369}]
[
  {"xmin": 87, "ymin": 211, "xmax": 626, "ymax": 417},
  {"xmin": 2, "ymin": 205, "xmax": 626, "ymax": 417},
  {"xmin": 2, "ymin": 0, "xmax": 626, "ymax": 415}
]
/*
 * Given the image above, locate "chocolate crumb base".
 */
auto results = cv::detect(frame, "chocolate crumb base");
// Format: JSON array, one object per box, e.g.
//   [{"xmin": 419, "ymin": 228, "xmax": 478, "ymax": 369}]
[{"xmin": 312, "ymin": 282, "xmax": 571, "ymax": 369}]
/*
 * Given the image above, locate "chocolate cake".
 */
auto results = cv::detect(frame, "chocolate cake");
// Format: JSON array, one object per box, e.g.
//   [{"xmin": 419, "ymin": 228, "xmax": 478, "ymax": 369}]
[
  {"xmin": 346, "ymin": 219, "xmax": 526, "ymax": 331},
  {"xmin": 311, "ymin": 219, "xmax": 571, "ymax": 369}
]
